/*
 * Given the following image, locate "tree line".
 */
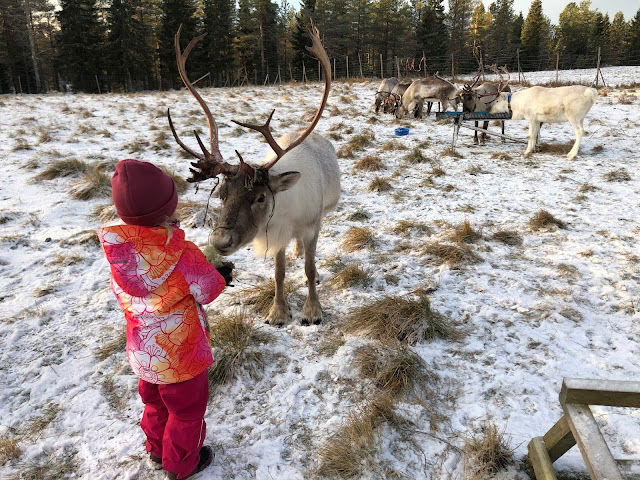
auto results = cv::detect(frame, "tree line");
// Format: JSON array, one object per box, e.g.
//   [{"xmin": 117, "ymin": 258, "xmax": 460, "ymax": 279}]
[{"xmin": 2, "ymin": 0, "xmax": 640, "ymax": 94}]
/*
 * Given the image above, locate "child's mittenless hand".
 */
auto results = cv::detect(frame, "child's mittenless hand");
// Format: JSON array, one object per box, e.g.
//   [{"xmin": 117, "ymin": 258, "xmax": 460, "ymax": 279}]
[{"xmin": 217, "ymin": 266, "xmax": 233, "ymax": 286}]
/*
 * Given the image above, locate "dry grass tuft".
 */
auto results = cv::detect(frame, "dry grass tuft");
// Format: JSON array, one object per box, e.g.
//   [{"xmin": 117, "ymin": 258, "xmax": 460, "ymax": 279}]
[
  {"xmin": 95, "ymin": 329, "xmax": 127, "ymax": 361},
  {"xmin": 337, "ymin": 130, "xmax": 375, "ymax": 158},
  {"xmin": 208, "ymin": 311, "xmax": 274, "ymax": 388},
  {"xmin": 34, "ymin": 158, "xmax": 88, "ymax": 181},
  {"xmin": 529, "ymin": 209, "xmax": 567, "ymax": 230},
  {"xmin": 392, "ymin": 219, "xmax": 431, "ymax": 237},
  {"xmin": 450, "ymin": 220, "xmax": 482, "ymax": 244},
  {"xmin": 347, "ymin": 209, "xmax": 370, "ymax": 221},
  {"xmin": 491, "ymin": 152, "xmax": 512, "ymax": 161},
  {"xmin": 4, "ymin": 451, "xmax": 78, "ymax": 480},
  {"xmin": 423, "ymin": 242, "xmax": 483, "ymax": 266},
  {"xmin": 353, "ymin": 343, "xmax": 435, "ymax": 400},
  {"xmin": 367, "ymin": 176, "xmax": 392, "ymax": 192},
  {"xmin": 353, "ymin": 154, "xmax": 385, "ymax": 172},
  {"xmin": 491, "ymin": 230, "xmax": 523, "ymax": 246},
  {"xmin": 69, "ymin": 169, "xmax": 111, "ymax": 200},
  {"xmin": 341, "ymin": 226, "xmax": 375, "ymax": 252},
  {"xmin": 463, "ymin": 421, "xmax": 514, "ymax": 478},
  {"xmin": 404, "ymin": 147, "xmax": 429, "ymax": 164},
  {"xmin": 343, "ymin": 291, "xmax": 460, "ymax": 344},
  {"xmin": 578, "ymin": 183, "xmax": 598, "ymax": 193},
  {"xmin": 237, "ymin": 280, "xmax": 299, "ymax": 316},
  {"xmin": 327, "ymin": 262, "xmax": 373, "ymax": 289},
  {"xmin": 379, "ymin": 140, "xmax": 408, "ymax": 152},
  {"xmin": 317, "ymin": 331, "xmax": 346, "ymax": 357},
  {"xmin": 603, "ymin": 168, "xmax": 631, "ymax": 182},
  {"xmin": 0, "ymin": 435, "xmax": 21, "ymax": 466},
  {"xmin": 23, "ymin": 404, "xmax": 60, "ymax": 439},
  {"xmin": 93, "ymin": 203, "xmax": 119, "ymax": 223},
  {"xmin": 537, "ymin": 142, "xmax": 571, "ymax": 154},
  {"xmin": 440, "ymin": 147, "xmax": 463, "ymax": 158}
]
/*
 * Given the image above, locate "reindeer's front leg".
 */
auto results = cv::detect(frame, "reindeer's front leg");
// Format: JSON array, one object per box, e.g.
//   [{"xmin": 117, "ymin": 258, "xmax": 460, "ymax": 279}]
[
  {"xmin": 525, "ymin": 120, "xmax": 539, "ymax": 156},
  {"xmin": 301, "ymin": 233, "xmax": 322, "ymax": 326},
  {"xmin": 267, "ymin": 248, "xmax": 292, "ymax": 326}
]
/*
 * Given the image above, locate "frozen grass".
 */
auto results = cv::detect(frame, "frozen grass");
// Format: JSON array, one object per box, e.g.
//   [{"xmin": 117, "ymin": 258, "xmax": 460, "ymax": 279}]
[
  {"xmin": 343, "ymin": 291, "xmax": 461, "ymax": 345},
  {"xmin": 33, "ymin": 158, "xmax": 87, "ymax": 181},
  {"xmin": 423, "ymin": 242, "xmax": 483, "ymax": 266},
  {"xmin": 529, "ymin": 209, "xmax": 567, "ymax": 230},
  {"xmin": 341, "ymin": 226, "xmax": 376, "ymax": 252},
  {"xmin": 462, "ymin": 421, "xmax": 515, "ymax": 479},
  {"xmin": 235, "ymin": 279, "xmax": 300, "ymax": 317},
  {"xmin": 450, "ymin": 220, "xmax": 482, "ymax": 244}
]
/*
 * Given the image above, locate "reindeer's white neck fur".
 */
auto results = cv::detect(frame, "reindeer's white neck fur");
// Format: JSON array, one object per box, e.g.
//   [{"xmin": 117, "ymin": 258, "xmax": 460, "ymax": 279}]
[{"xmin": 252, "ymin": 132, "xmax": 340, "ymax": 257}]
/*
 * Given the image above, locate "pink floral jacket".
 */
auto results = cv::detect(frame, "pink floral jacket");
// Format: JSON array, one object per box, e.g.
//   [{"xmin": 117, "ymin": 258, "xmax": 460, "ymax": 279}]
[{"xmin": 97, "ymin": 224, "xmax": 225, "ymax": 384}]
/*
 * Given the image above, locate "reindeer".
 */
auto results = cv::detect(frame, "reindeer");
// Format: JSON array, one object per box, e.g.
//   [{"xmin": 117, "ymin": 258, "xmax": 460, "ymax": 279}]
[
  {"xmin": 375, "ymin": 77, "xmax": 399, "ymax": 113},
  {"xmin": 383, "ymin": 82, "xmax": 411, "ymax": 114},
  {"xmin": 395, "ymin": 75, "xmax": 460, "ymax": 119},
  {"xmin": 487, "ymin": 68, "xmax": 598, "ymax": 160},
  {"xmin": 461, "ymin": 66, "xmax": 511, "ymax": 145},
  {"xmin": 168, "ymin": 24, "xmax": 340, "ymax": 326}
]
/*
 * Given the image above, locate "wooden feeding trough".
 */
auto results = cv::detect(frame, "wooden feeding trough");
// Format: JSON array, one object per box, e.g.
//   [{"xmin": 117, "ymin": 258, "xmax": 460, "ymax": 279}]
[
  {"xmin": 528, "ymin": 378, "xmax": 640, "ymax": 480},
  {"xmin": 435, "ymin": 111, "xmax": 524, "ymax": 151}
]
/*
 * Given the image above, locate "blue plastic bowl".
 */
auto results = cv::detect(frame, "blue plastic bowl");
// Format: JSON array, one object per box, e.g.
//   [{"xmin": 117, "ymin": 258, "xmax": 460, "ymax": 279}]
[{"xmin": 395, "ymin": 127, "xmax": 410, "ymax": 136}]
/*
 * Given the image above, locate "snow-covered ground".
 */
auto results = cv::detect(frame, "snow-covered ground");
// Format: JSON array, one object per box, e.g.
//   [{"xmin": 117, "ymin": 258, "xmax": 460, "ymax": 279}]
[{"xmin": 1, "ymin": 66, "xmax": 639, "ymax": 479}]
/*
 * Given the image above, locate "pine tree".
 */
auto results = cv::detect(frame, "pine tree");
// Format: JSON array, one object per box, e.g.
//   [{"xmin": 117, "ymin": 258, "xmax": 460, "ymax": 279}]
[
  {"xmin": 628, "ymin": 8, "xmax": 640, "ymax": 65},
  {"xmin": 519, "ymin": 0, "xmax": 552, "ymax": 71},
  {"xmin": 605, "ymin": 11, "xmax": 628, "ymax": 65},
  {"xmin": 255, "ymin": 0, "xmax": 280, "ymax": 83},
  {"xmin": 370, "ymin": 0, "xmax": 411, "ymax": 78},
  {"xmin": 416, "ymin": 0, "xmax": 448, "ymax": 74},
  {"xmin": 203, "ymin": 0, "xmax": 235, "ymax": 86},
  {"xmin": 487, "ymin": 0, "xmax": 516, "ymax": 66},
  {"xmin": 56, "ymin": 0, "xmax": 105, "ymax": 93},
  {"xmin": 291, "ymin": 0, "xmax": 316, "ymax": 80},
  {"xmin": 448, "ymin": 0, "xmax": 474, "ymax": 74},
  {"xmin": 235, "ymin": 0, "xmax": 258, "ymax": 82},
  {"xmin": 158, "ymin": 0, "xmax": 197, "ymax": 90},
  {"xmin": 556, "ymin": 1, "xmax": 598, "ymax": 68},
  {"xmin": 467, "ymin": 2, "xmax": 491, "ymax": 68},
  {"xmin": 106, "ymin": 0, "xmax": 152, "ymax": 91}
]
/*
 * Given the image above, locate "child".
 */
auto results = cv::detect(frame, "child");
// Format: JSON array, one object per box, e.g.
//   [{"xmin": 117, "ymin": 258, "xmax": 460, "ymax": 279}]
[{"xmin": 97, "ymin": 159, "xmax": 231, "ymax": 480}]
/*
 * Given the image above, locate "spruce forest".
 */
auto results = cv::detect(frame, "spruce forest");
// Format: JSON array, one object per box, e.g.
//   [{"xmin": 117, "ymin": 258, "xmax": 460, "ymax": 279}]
[{"xmin": 3, "ymin": 0, "xmax": 640, "ymax": 94}]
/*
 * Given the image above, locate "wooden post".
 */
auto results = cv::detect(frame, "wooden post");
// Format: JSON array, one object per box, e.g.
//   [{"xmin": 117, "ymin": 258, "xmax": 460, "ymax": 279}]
[
  {"xmin": 358, "ymin": 52, "xmax": 363, "ymax": 78},
  {"xmin": 333, "ymin": 58, "xmax": 336, "ymax": 81},
  {"xmin": 302, "ymin": 62, "xmax": 306, "ymax": 83},
  {"xmin": 555, "ymin": 53, "xmax": 559, "ymax": 84},
  {"xmin": 95, "ymin": 74, "xmax": 101, "ymax": 94},
  {"xmin": 18, "ymin": 76, "xmax": 23, "ymax": 94},
  {"xmin": 289, "ymin": 63, "xmax": 293, "ymax": 82},
  {"xmin": 528, "ymin": 437, "xmax": 559, "ymax": 480},
  {"xmin": 346, "ymin": 56, "xmax": 349, "ymax": 79},
  {"xmin": 380, "ymin": 53, "xmax": 383, "ymax": 78},
  {"xmin": 423, "ymin": 51, "xmax": 427, "ymax": 78},
  {"xmin": 318, "ymin": 60, "xmax": 321, "ymax": 82},
  {"xmin": 595, "ymin": 46, "xmax": 601, "ymax": 88},
  {"xmin": 517, "ymin": 48, "xmax": 521, "ymax": 83}
]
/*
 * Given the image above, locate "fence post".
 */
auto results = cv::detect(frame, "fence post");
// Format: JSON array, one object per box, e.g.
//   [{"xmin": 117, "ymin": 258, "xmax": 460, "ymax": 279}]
[
  {"xmin": 289, "ymin": 63, "xmax": 293, "ymax": 82},
  {"xmin": 451, "ymin": 54, "xmax": 455, "ymax": 81},
  {"xmin": 423, "ymin": 51, "xmax": 427, "ymax": 78},
  {"xmin": 380, "ymin": 53, "xmax": 383, "ymax": 78},
  {"xmin": 95, "ymin": 74, "xmax": 101, "ymax": 94},
  {"xmin": 395, "ymin": 56, "xmax": 400, "ymax": 78},
  {"xmin": 346, "ymin": 56, "xmax": 349, "ymax": 80},
  {"xmin": 517, "ymin": 48, "xmax": 521, "ymax": 83},
  {"xmin": 333, "ymin": 58, "xmax": 336, "ymax": 81},
  {"xmin": 318, "ymin": 60, "xmax": 321, "ymax": 82},
  {"xmin": 358, "ymin": 53, "xmax": 363, "ymax": 78},
  {"xmin": 555, "ymin": 53, "xmax": 559, "ymax": 84},
  {"xmin": 595, "ymin": 46, "xmax": 601, "ymax": 88}
]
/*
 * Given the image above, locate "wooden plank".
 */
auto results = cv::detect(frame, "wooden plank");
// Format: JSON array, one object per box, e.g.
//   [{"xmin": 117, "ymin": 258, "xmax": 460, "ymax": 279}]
[
  {"xmin": 564, "ymin": 403, "xmax": 624, "ymax": 480},
  {"xmin": 528, "ymin": 437, "xmax": 559, "ymax": 480},
  {"xmin": 542, "ymin": 415, "xmax": 576, "ymax": 463},
  {"xmin": 458, "ymin": 124, "xmax": 528, "ymax": 144},
  {"xmin": 560, "ymin": 378, "xmax": 640, "ymax": 408}
]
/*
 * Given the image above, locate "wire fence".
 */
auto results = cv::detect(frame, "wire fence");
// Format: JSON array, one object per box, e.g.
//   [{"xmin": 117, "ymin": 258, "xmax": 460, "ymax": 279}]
[{"xmin": 11, "ymin": 48, "xmax": 640, "ymax": 95}]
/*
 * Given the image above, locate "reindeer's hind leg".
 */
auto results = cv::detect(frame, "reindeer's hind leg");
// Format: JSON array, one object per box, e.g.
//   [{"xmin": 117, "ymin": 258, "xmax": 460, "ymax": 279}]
[
  {"xmin": 267, "ymin": 248, "xmax": 292, "ymax": 327},
  {"xmin": 301, "ymin": 232, "xmax": 322, "ymax": 326},
  {"xmin": 567, "ymin": 118, "xmax": 584, "ymax": 160}
]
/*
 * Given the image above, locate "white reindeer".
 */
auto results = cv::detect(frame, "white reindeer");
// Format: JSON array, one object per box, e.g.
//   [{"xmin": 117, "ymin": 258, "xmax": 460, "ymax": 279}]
[
  {"xmin": 489, "ymin": 75, "xmax": 598, "ymax": 160},
  {"xmin": 168, "ymin": 25, "xmax": 340, "ymax": 326}
]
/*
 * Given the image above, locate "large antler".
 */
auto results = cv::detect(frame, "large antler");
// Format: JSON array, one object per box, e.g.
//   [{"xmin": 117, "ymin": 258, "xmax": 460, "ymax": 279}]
[
  {"xmin": 168, "ymin": 25, "xmax": 235, "ymax": 182},
  {"xmin": 232, "ymin": 21, "xmax": 331, "ymax": 171},
  {"xmin": 492, "ymin": 65, "xmax": 510, "ymax": 94}
]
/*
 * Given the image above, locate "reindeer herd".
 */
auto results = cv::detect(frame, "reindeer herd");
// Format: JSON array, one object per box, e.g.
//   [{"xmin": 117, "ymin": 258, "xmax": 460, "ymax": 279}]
[
  {"xmin": 374, "ymin": 66, "xmax": 598, "ymax": 160},
  {"xmin": 167, "ymin": 24, "xmax": 598, "ymax": 327}
]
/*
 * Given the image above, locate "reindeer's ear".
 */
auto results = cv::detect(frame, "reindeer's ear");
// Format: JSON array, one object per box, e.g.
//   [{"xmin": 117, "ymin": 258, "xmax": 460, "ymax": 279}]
[{"xmin": 270, "ymin": 171, "xmax": 301, "ymax": 193}]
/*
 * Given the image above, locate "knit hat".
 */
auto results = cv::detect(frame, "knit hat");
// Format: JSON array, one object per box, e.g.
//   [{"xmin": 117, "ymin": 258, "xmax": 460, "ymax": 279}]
[{"xmin": 111, "ymin": 159, "xmax": 178, "ymax": 226}]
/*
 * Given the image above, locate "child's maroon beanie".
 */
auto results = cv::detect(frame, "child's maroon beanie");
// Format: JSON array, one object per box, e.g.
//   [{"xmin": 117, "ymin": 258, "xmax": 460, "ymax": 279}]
[{"xmin": 111, "ymin": 159, "xmax": 178, "ymax": 226}]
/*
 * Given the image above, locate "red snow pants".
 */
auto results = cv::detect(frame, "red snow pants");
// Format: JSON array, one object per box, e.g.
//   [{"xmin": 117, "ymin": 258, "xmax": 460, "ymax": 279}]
[{"xmin": 138, "ymin": 370, "xmax": 208, "ymax": 478}]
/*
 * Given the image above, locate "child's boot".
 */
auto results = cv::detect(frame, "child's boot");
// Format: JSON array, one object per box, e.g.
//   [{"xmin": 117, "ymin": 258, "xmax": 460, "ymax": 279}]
[{"xmin": 164, "ymin": 446, "xmax": 213, "ymax": 480}]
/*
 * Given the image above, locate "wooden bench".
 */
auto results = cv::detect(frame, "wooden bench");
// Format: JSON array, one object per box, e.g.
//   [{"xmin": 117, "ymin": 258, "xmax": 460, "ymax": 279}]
[
  {"xmin": 528, "ymin": 378, "xmax": 640, "ymax": 480},
  {"xmin": 435, "ymin": 111, "xmax": 522, "ymax": 151}
]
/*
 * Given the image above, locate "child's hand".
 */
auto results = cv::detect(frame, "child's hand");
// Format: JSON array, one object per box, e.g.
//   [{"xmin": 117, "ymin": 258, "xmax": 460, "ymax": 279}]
[{"xmin": 217, "ymin": 266, "xmax": 233, "ymax": 286}]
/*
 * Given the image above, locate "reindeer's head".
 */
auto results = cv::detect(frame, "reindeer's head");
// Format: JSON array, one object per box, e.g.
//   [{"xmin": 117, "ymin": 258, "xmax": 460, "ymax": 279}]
[{"xmin": 168, "ymin": 24, "xmax": 331, "ymax": 256}]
